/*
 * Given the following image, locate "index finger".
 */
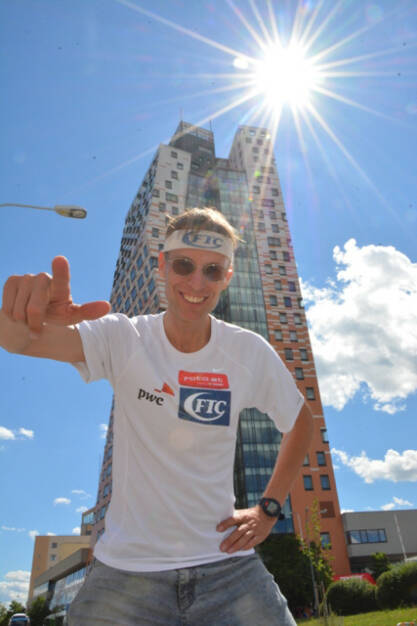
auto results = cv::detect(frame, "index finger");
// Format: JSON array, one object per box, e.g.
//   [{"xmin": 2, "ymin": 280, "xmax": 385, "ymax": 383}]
[{"xmin": 50, "ymin": 256, "xmax": 71, "ymax": 302}]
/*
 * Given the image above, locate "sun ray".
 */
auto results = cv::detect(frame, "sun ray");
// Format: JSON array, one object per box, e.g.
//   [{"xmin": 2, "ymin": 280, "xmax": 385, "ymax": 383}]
[
  {"xmin": 299, "ymin": 0, "xmax": 345, "ymax": 52},
  {"xmin": 318, "ymin": 42, "xmax": 417, "ymax": 71},
  {"xmin": 114, "ymin": 0, "xmax": 251, "ymax": 62},
  {"xmin": 226, "ymin": 0, "xmax": 265, "ymax": 50},
  {"xmin": 312, "ymin": 85, "xmax": 397, "ymax": 121},
  {"xmin": 296, "ymin": 0, "xmax": 326, "ymax": 50},
  {"xmin": 266, "ymin": 0, "xmax": 281, "ymax": 46},
  {"xmin": 249, "ymin": 0, "xmax": 272, "ymax": 44},
  {"xmin": 305, "ymin": 101, "xmax": 395, "ymax": 213}
]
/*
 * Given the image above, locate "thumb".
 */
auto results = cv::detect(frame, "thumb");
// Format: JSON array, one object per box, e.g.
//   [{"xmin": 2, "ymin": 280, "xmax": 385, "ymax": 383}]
[{"xmin": 71, "ymin": 300, "xmax": 111, "ymax": 323}]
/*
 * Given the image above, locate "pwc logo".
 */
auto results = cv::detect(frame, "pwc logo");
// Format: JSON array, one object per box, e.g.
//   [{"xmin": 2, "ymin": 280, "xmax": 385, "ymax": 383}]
[
  {"xmin": 182, "ymin": 231, "xmax": 224, "ymax": 250},
  {"xmin": 178, "ymin": 388, "xmax": 231, "ymax": 426},
  {"xmin": 137, "ymin": 388, "xmax": 165, "ymax": 406}
]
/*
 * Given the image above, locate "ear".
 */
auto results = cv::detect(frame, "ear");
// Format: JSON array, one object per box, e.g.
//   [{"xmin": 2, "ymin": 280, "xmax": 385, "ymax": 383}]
[{"xmin": 222, "ymin": 265, "xmax": 234, "ymax": 290}]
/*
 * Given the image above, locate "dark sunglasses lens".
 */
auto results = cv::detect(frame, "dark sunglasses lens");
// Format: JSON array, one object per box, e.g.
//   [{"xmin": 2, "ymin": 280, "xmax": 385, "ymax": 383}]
[
  {"xmin": 171, "ymin": 258, "xmax": 195, "ymax": 275},
  {"xmin": 204, "ymin": 264, "xmax": 225, "ymax": 282}
]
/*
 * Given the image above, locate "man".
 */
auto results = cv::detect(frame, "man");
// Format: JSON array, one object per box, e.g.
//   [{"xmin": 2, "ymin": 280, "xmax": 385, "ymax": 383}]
[{"xmin": 1, "ymin": 207, "xmax": 313, "ymax": 625}]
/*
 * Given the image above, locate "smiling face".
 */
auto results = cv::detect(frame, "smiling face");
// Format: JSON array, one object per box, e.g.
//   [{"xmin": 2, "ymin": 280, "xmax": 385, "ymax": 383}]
[{"xmin": 158, "ymin": 247, "xmax": 233, "ymax": 325}]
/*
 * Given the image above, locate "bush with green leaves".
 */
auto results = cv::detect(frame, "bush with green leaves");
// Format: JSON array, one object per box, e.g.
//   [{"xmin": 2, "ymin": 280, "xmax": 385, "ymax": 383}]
[
  {"xmin": 376, "ymin": 560, "xmax": 417, "ymax": 609},
  {"xmin": 326, "ymin": 577, "xmax": 377, "ymax": 615}
]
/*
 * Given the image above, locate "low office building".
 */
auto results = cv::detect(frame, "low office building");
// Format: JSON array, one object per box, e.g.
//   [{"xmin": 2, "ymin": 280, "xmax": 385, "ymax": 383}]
[{"xmin": 342, "ymin": 509, "xmax": 417, "ymax": 573}]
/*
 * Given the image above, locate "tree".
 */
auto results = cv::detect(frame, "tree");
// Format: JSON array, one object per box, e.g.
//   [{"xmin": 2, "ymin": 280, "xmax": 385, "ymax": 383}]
[
  {"xmin": 257, "ymin": 532, "xmax": 314, "ymax": 613},
  {"xmin": 370, "ymin": 551, "xmax": 391, "ymax": 581},
  {"xmin": 0, "ymin": 604, "xmax": 9, "ymax": 626},
  {"xmin": 300, "ymin": 498, "xmax": 335, "ymax": 614},
  {"xmin": 28, "ymin": 596, "xmax": 51, "ymax": 626}
]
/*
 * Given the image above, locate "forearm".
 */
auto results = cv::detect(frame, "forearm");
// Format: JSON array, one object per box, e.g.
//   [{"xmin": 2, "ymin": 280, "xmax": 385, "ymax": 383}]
[{"xmin": 263, "ymin": 403, "xmax": 314, "ymax": 503}]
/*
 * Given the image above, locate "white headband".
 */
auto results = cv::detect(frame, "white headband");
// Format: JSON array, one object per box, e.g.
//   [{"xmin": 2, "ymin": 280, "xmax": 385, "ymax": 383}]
[{"xmin": 163, "ymin": 229, "xmax": 234, "ymax": 260}]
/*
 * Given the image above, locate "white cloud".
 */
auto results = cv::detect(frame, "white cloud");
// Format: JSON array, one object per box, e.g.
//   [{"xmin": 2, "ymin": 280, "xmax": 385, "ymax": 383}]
[
  {"xmin": 1, "ymin": 526, "xmax": 25, "ymax": 532},
  {"xmin": 341, "ymin": 509, "xmax": 354, "ymax": 513},
  {"xmin": 301, "ymin": 239, "xmax": 417, "ymax": 413},
  {"xmin": 72, "ymin": 527, "xmax": 81, "ymax": 535},
  {"xmin": 381, "ymin": 496, "xmax": 413, "ymax": 511},
  {"xmin": 53, "ymin": 497, "xmax": 71, "ymax": 506},
  {"xmin": 332, "ymin": 448, "xmax": 417, "ymax": 483},
  {"xmin": 0, "ymin": 570, "xmax": 30, "ymax": 606},
  {"xmin": 72, "ymin": 489, "xmax": 92, "ymax": 500},
  {"xmin": 46, "ymin": 532, "xmax": 57, "ymax": 536},
  {"xmin": 99, "ymin": 424, "xmax": 108, "ymax": 439},
  {"xmin": 0, "ymin": 426, "xmax": 15, "ymax": 440},
  {"xmin": 76, "ymin": 506, "xmax": 88, "ymax": 513},
  {"xmin": 18, "ymin": 428, "xmax": 34, "ymax": 439},
  {"xmin": 28, "ymin": 530, "xmax": 39, "ymax": 540}
]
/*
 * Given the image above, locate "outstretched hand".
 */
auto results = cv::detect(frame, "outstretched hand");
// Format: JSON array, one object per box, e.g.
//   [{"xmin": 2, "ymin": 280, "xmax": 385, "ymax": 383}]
[
  {"xmin": 2, "ymin": 256, "xmax": 111, "ymax": 335},
  {"xmin": 216, "ymin": 506, "xmax": 276, "ymax": 554}
]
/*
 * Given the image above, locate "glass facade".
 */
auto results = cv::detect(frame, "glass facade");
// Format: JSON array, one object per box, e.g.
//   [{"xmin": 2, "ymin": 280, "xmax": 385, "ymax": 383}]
[{"xmin": 186, "ymin": 164, "xmax": 292, "ymax": 532}]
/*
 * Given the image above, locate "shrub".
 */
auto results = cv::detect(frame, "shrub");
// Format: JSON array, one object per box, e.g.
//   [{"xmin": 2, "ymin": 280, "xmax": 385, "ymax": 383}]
[
  {"xmin": 326, "ymin": 578, "xmax": 377, "ymax": 615},
  {"xmin": 376, "ymin": 561, "xmax": 417, "ymax": 609}
]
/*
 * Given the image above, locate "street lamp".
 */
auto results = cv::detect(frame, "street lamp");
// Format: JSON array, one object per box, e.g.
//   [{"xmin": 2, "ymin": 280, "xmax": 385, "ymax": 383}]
[{"xmin": 0, "ymin": 203, "xmax": 87, "ymax": 219}]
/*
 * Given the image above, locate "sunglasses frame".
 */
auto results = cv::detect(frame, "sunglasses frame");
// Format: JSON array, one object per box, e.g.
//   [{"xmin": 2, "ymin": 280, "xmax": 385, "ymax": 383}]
[{"xmin": 166, "ymin": 255, "xmax": 230, "ymax": 282}]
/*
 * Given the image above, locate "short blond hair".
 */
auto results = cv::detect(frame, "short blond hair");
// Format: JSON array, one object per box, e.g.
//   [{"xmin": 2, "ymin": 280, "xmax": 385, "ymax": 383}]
[{"xmin": 165, "ymin": 207, "xmax": 240, "ymax": 250}]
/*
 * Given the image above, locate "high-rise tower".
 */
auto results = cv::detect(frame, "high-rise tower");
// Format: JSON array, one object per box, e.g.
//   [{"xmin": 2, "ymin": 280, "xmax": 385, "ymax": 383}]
[{"xmin": 92, "ymin": 121, "xmax": 350, "ymax": 575}]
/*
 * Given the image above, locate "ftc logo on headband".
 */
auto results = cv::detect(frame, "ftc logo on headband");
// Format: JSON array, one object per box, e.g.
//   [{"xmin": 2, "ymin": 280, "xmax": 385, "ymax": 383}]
[{"xmin": 182, "ymin": 231, "xmax": 224, "ymax": 249}]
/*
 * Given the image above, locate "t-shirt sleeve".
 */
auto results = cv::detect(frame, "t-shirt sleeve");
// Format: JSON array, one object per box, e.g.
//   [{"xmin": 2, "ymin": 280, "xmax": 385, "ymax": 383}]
[
  {"xmin": 249, "ymin": 336, "xmax": 305, "ymax": 433},
  {"xmin": 72, "ymin": 314, "xmax": 137, "ymax": 386}
]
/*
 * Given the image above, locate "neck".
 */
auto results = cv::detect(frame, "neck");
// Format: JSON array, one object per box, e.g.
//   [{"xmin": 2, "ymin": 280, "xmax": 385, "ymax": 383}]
[{"xmin": 163, "ymin": 312, "xmax": 211, "ymax": 353}]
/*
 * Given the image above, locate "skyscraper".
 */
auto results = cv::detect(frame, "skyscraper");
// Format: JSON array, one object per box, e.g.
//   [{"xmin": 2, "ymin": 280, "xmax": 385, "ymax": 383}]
[{"xmin": 92, "ymin": 121, "xmax": 350, "ymax": 575}]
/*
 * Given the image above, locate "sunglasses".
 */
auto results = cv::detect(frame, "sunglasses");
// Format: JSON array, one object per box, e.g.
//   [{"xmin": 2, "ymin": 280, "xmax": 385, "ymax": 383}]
[{"xmin": 167, "ymin": 256, "xmax": 229, "ymax": 282}]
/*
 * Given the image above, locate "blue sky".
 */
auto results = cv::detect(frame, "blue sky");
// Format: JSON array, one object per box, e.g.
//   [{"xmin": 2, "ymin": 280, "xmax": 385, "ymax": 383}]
[{"xmin": 1, "ymin": 0, "xmax": 416, "ymax": 606}]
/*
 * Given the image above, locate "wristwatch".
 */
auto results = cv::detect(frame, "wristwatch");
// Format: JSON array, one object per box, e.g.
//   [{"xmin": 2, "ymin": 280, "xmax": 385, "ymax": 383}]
[{"xmin": 258, "ymin": 497, "xmax": 281, "ymax": 518}]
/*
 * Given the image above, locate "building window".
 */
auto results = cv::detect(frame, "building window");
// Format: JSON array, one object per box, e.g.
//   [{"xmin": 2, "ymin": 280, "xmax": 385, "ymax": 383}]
[
  {"xmin": 171, "ymin": 170, "xmax": 178, "ymax": 179},
  {"xmin": 152, "ymin": 228, "xmax": 159, "ymax": 238},
  {"xmin": 294, "ymin": 313, "xmax": 302, "ymax": 325},
  {"xmin": 279, "ymin": 312, "xmax": 287, "ymax": 324},
  {"xmin": 269, "ymin": 295, "xmax": 278, "ymax": 306},
  {"xmin": 320, "ymin": 475, "xmax": 331, "ymax": 490},
  {"xmin": 252, "ymin": 146, "xmax": 259, "ymax": 154},
  {"xmin": 253, "ymin": 185, "xmax": 260, "ymax": 194},
  {"xmin": 303, "ymin": 475, "xmax": 313, "ymax": 491},
  {"xmin": 137, "ymin": 275, "xmax": 144, "ymax": 289},
  {"xmin": 298, "ymin": 297, "xmax": 304, "ymax": 308},
  {"xmin": 320, "ymin": 532, "xmax": 331, "ymax": 548},
  {"xmin": 281, "ymin": 211, "xmax": 287, "ymax": 221},
  {"xmin": 303, "ymin": 454, "xmax": 310, "ymax": 465},
  {"xmin": 50, "ymin": 554, "xmax": 56, "ymax": 561},
  {"xmin": 274, "ymin": 280, "xmax": 282, "ymax": 291},
  {"xmin": 136, "ymin": 255, "xmax": 143, "ymax": 270},
  {"xmin": 177, "ymin": 162, "xmax": 184, "ymax": 169},
  {"xmin": 284, "ymin": 296, "xmax": 292, "ymax": 308},
  {"xmin": 270, "ymin": 250, "xmax": 277, "ymax": 260},
  {"xmin": 295, "ymin": 367, "xmax": 304, "ymax": 379},
  {"xmin": 347, "ymin": 529, "xmax": 387, "ymax": 545},
  {"xmin": 300, "ymin": 349, "xmax": 308, "ymax": 361},
  {"xmin": 306, "ymin": 387, "xmax": 316, "ymax": 400},
  {"xmin": 283, "ymin": 251, "xmax": 290, "ymax": 262},
  {"xmin": 269, "ymin": 210, "xmax": 277, "ymax": 219},
  {"xmin": 288, "ymin": 281, "xmax": 296, "ymax": 292},
  {"xmin": 152, "ymin": 188, "xmax": 160, "ymax": 197},
  {"xmin": 317, "ymin": 451, "xmax": 326, "ymax": 466},
  {"xmin": 258, "ymin": 222, "xmax": 265, "ymax": 231},
  {"xmin": 262, "ymin": 199, "xmax": 275, "ymax": 208},
  {"xmin": 274, "ymin": 329, "xmax": 283, "ymax": 341},
  {"xmin": 290, "ymin": 330, "xmax": 297, "ymax": 342},
  {"xmin": 267, "ymin": 236, "xmax": 280, "ymax": 247},
  {"xmin": 171, "ymin": 206, "xmax": 179, "ymax": 215},
  {"xmin": 166, "ymin": 192, "xmax": 178, "ymax": 202},
  {"xmin": 271, "ymin": 223, "xmax": 279, "ymax": 233},
  {"xmin": 265, "ymin": 264, "xmax": 272, "ymax": 274},
  {"xmin": 271, "ymin": 188, "xmax": 279, "ymax": 197},
  {"xmin": 170, "ymin": 150, "xmax": 178, "ymax": 158},
  {"xmin": 285, "ymin": 348, "xmax": 293, "ymax": 360},
  {"xmin": 165, "ymin": 180, "xmax": 172, "ymax": 189},
  {"xmin": 321, "ymin": 428, "xmax": 329, "ymax": 443},
  {"xmin": 279, "ymin": 266, "xmax": 286, "ymax": 275}
]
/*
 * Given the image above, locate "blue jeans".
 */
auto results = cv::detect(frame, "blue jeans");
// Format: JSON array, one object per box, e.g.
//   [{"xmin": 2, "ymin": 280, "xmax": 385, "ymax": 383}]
[{"xmin": 68, "ymin": 554, "xmax": 296, "ymax": 625}]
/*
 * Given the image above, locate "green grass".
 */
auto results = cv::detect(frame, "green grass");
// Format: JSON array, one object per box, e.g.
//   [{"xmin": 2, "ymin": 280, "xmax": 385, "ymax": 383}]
[{"xmin": 296, "ymin": 606, "xmax": 417, "ymax": 625}]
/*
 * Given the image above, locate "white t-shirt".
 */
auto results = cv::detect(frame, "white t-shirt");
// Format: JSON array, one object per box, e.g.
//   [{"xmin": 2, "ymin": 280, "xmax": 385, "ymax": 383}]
[{"xmin": 75, "ymin": 313, "xmax": 304, "ymax": 572}]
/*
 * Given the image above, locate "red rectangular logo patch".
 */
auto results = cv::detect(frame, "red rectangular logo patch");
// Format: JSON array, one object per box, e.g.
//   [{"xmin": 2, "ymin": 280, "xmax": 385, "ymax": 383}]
[{"xmin": 179, "ymin": 370, "xmax": 229, "ymax": 389}]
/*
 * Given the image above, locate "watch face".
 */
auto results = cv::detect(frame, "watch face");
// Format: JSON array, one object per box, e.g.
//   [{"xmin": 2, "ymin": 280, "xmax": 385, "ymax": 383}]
[{"xmin": 261, "ymin": 498, "xmax": 281, "ymax": 516}]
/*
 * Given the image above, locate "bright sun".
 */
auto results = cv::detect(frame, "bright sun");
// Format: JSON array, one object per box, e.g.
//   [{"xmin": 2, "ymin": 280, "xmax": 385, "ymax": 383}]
[{"xmin": 252, "ymin": 43, "xmax": 321, "ymax": 110}]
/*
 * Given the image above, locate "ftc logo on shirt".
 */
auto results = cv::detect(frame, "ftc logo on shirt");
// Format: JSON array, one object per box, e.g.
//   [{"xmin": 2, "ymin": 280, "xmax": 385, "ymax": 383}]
[{"xmin": 178, "ymin": 371, "xmax": 231, "ymax": 426}]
